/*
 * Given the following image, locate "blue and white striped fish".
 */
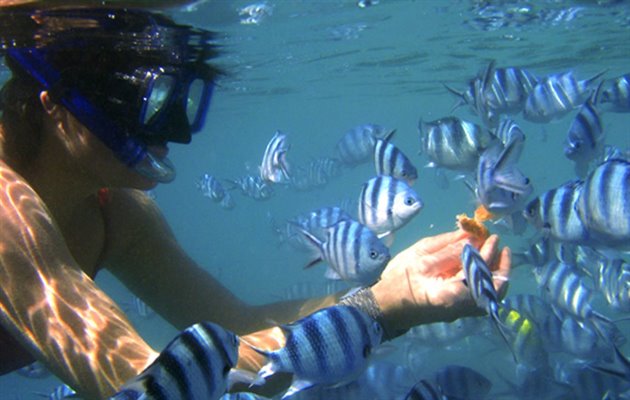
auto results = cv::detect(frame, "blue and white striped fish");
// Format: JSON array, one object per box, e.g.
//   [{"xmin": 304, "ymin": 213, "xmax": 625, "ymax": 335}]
[
  {"xmin": 289, "ymin": 157, "xmax": 341, "ymax": 191},
  {"xmin": 523, "ymin": 71, "xmax": 603, "ymax": 123},
  {"xmin": 197, "ymin": 174, "xmax": 227, "ymax": 203},
  {"xmin": 474, "ymin": 139, "xmax": 532, "ymax": 217},
  {"xmin": 493, "ymin": 119, "xmax": 526, "ymax": 155},
  {"xmin": 533, "ymin": 261, "xmax": 606, "ymax": 322},
  {"xmin": 249, "ymin": 305, "xmax": 383, "ymax": 399},
  {"xmin": 596, "ymin": 257, "xmax": 630, "ymax": 312},
  {"xmin": 403, "ymin": 378, "xmax": 445, "ymax": 400},
  {"xmin": 34, "ymin": 384, "xmax": 77, "ymax": 400},
  {"xmin": 110, "ymin": 321, "xmax": 240, "ymax": 400},
  {"xmin": 596, "ymin": 74, "xmax": 630, "ymax": 113},
  {"xmin": 335, "ymin": 124, "xmax": 395, "ymax": 166},
  {"xmin": 461, "ymin": 244, "xmax": 514, "ymax": 361},
  {"xmin": 297, "ymin": 219, "xmax": 390, "ymax": 285},
  {"xmin": 373, "ymin": 138, "xmax": 418, "ymax": 185},
  {"xmin": 445, "ymin": 62, "xmax": 538, "ymax": 123},
  {"xmin": 434, "ymin": 365, "xmax": 493, "ymax": 400},
  {"xmin": 564, "ymin": 92, "xmax": 605, "ymax": 178},
  {"xmin": 358, "ymin": 176, "xmax": 423, "ymax": 237},
  {"xmin": 259, "ymin": 131, "xmax": 291, "ymax": 184},
  {"xmin": 418, "ymin": 116, "xmax": 497, "ymax": 172},
  {"xmin": 228, "ymin": 174, "xmax": 274, "ymax": 201},
  {"xmin": 577, "ymin": 158, "xmax": 630, "ymax": 251},
  {"xmin": 523, "ymin": 180, "xmax": 590, "ymax": 244},
  {"xmin": 282, "ymin": 206, "xmax": 351, "ymax": 254}
]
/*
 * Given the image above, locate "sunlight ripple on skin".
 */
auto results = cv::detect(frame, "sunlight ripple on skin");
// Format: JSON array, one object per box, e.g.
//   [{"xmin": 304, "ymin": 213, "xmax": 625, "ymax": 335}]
[{"xmin": 0, "ymin": 165, "xmax": 158, "ymax": 398}]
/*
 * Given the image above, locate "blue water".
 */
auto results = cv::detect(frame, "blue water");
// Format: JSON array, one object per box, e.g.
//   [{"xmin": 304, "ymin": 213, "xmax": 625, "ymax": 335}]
[{"xmin": 1, "ymin": 0, "xmax": 630, "ymax": 398}]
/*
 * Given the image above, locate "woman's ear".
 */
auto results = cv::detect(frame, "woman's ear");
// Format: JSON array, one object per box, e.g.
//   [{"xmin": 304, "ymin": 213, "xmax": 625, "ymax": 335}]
[{"xmin": 39, "ymin": 90, "xmax": 61, "ymax": 116}]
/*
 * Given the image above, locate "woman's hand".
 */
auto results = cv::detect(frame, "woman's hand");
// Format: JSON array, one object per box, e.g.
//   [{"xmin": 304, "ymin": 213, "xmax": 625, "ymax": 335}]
[{"xmin": 371, "ymin": 229, "xmax": 511, "ymax": 338}]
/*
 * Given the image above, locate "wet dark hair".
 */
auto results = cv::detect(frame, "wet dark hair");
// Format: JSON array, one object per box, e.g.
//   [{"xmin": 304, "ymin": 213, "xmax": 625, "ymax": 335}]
[{"xmin": 0, "ymin": 6, "xmax": 221, "ymax": 167}]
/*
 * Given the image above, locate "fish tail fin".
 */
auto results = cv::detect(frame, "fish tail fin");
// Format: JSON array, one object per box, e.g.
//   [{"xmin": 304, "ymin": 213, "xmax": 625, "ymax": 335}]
[{"xmin": 491, "ymin": 305, "xmax": 519, "ymax": 364}]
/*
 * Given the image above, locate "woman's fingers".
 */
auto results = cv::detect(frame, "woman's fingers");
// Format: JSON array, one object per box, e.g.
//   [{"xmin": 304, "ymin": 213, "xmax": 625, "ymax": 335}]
[{"xmin": 413, "ymin": 229, "xmax": 470, "ymax": 256}]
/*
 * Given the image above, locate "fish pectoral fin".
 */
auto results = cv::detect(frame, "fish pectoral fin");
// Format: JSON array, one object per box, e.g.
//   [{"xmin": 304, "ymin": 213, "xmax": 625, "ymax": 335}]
[
  {"xmin": 282, "ymin": 379, "xmax": 317, "ymax": 399},
  {"xmin": 228, "ymin": 368, "xmax": 261, "ymax": 389},
  {"xmin": 324, "ymin": 267, "xmax": 342, "ymax": 280}
]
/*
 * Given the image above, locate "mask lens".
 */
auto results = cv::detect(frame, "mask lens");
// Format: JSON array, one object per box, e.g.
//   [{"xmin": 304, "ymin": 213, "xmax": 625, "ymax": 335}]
[
  {"xmin": 186, "ymin": 78, "xmax": 206, "ymax": 124},
  {"xmin": 143, "ymin": 74, "xmax": 175, "ymax": 124}
]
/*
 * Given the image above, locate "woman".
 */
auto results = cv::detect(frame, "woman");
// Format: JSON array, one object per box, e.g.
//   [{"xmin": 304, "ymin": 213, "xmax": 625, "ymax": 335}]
[{"xmin": 0, "ymin": 4, "xmax": 510, "ymax": 399}]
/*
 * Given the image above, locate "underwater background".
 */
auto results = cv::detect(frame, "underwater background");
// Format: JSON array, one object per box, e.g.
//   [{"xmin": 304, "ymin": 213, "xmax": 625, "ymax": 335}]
[{"xmin": 1, "ymin": 0, "xmax": 629, "ymax": 398}]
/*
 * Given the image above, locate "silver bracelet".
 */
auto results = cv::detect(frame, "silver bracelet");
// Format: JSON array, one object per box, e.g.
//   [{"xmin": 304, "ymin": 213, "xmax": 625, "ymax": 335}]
[{"xmin": 338, "ymin": 286, "xmax": 394, "ymax": 341}]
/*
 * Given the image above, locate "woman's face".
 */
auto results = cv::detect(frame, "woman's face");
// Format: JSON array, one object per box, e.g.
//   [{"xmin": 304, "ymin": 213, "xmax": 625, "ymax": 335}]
[{"xmin": 49, "ymin": 98, "xmax": 163, "ymax": 191}]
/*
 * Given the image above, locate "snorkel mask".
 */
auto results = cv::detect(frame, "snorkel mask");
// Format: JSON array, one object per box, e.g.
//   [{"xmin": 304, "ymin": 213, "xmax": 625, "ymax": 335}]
[{"xmin": 1, "ymin": 8, "xmax": 219, "ymax": 183}]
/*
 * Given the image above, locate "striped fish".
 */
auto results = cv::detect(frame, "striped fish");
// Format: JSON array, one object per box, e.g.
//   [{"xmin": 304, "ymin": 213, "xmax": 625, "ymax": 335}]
[
  {"xmin": 434, "ymin": 365, "xmax": 492, "ymax": 400},
  {"xmin": 523, "ymin": 180, "xmax": 590, "ymax": 244},
  {"xmin": 461, "ymin": 244, "xmax": 515, "ymax": 361},
  {"xmin": 197, "ymin": 174, "xmax": 226, "ymax": 203},
  {"xmin": 445, "ymin": 62, "xmax": 538, "ymax": 123},
  {"xmin": 249, "ymin": 305, "xmax": 383, "ymax": 399},
  {"xmin": 418, "ymin": 116, "xmax": 497, "ymax": 172},
  {"xmin": 596, "ymin": 257, "xmax": 630, "ymax": 312},
  {"xmin": 34, "ymin": 384, "xmax": 77, "ymax": 400},
  {"xmin": 335, "ymin": 124, "xmax": 395, "ymax": 166},
  {"xmin": 577, "ymin": 158, "xmax": 630, "ymax": 251},
  {"xmin": 523, "ymin": 71, "xmax": 603, "ymax": 123},
  {"xmin": 110, "ymin": 321, "xmax": 240, "ymax": 400},
  {"xmin": 596, "ymin": 74, "xmax": 630, "ymax": 113},
  {"xmin": 564, "ymin": 92, "xmax": 605, "ymax": 178},
  {"xmin": 403, "ymin": 379, "xmax": 444, "ymax": 400},
  {"xmin": 259, "ymin": 130, "xmax": 291, "ymax": 184},
  {"xmin": 533, "ymin": 261, "xmax": 605, "ymax": 322},
  {"xmin": 228, "ymin": 174, "xmax": 274, "ymax": 201},
  {"xmin": 358, "ymin": 176, "xmax": 423, "ymax": 237},
  {"xmin": 289, "ymin": 157, "xmax": 341, "ymax": 191},
  {"xmin": 497, "ymin": 307, "xmax": 549, "ymax": 369},
  {"xmin": 474, "ymin": 139, "xmax": 532, "ymax": 217},
  {"xmin": 283, "ymin": 206, "xmax": 351, "ymax": 254},
  {"xmin": 296, "ymin": 219, "xmax": 390, "ymax": 285},
  {"xmin": 373, "ymin": 138, "xmax": 418, "ymax": 185}
]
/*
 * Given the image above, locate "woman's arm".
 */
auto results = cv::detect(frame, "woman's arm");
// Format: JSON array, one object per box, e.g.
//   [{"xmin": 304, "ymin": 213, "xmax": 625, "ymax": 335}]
[
  {"xmin": 103, "ymin": 189, "xmax": 343, "ymax": 336},
  {"xmin": 0, "ymin": 164, "xmax": 157, "ymax": 399}
]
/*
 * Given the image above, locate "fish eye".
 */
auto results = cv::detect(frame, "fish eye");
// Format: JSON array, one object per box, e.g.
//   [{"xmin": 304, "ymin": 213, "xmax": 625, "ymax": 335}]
[
  {"xmin": 404, "ymin": 196, "xmax": 415, "ymax": 206},
  {"xmin": 369, "ymin": 249, "xmax": 379, "ymax": 259},
  {"xmin": 363, "ymin": 345, "xmax": 371, "ymax": 358}
]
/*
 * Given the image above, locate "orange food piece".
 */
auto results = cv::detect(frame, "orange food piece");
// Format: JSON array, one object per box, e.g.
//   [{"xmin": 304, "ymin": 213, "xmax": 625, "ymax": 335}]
[{"xmin": 456, "ymin": 205, "xmax": 491, "ymax": 240}]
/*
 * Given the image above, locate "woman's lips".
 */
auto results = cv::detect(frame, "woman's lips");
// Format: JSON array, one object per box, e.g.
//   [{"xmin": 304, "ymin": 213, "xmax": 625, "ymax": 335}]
[{"xmin": 147, "ymin": 145, "xmax": 169, "ymax": 159}]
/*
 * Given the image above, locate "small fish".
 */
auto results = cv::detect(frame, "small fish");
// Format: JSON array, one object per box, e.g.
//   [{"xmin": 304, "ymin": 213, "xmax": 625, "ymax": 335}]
[
  {"xmin": 197, "ymin": 174, "xmax": 226, "ymax": 202},
  {"xmin": 523, "ymin": 180, "xmax": 590, "ymax": 244},
  {"xmin": 373, "ymin": 138, "xmax": 418, "ymax": 185},
  {"xmin": 577, "ymin": 158, "xmax": 630, "ymax": 251},
  {"xmin": 461, "ymin": 244, "xmax": 514, "ymax": 361},
  {"xmin": 259, "ymin": 131, "xmax": 291, "ymax": 184},
  {"xmin": 523, "ymin": 70, "xmax": 603, "ymax": 123},
  {"xmin": 403, "ymin": 378, "xmax": 444, "ymax": 400},
  {"xmin": 596, "ymin": 257, "xmax": 630, "ymax": 312},
  {"xmin": 248, "ymin": 305, "xmax": 383, "ymax": 399},
  {"xmin": 445, "ymin": 62, "xmax": 538, "ymax": 126},
  {"xmin": 335, "ymin": 124, "xmax": 395, "ymax": 166},
  {"xmin": 434, "ymin": 365, "xmax": 493, "ymax": 400},
  {"xmin": 228, "ymin": 174, "xmax": 274, "ymax": 201},
  {"xmin": 296, "ymin": 219, "xmax": 390, "ymax": 285},
  {"xmin": 110, "ymin": 321, "xmax": 240, "ymax": 400},
  {"xmin": 283, "ymin": 206, "xmax": 352, "ymax": 254},
  {"xmin": 497, "ymin": 307, "xmax": 549, "ymax": 369},
  {"xmin": 220, "ymin": 393, "xmax": 271, "ymax": 400},
  {"xmin": 34, "ymin": 384, "xmax": 77, "ymax": 400},
  {"xmin": 358, "ymin": 176, "xmax": 423, "ymax": 237},
  {"xmin": 564, "ymin": 92, "xmax": 605, "ymax": 178},
  {"xmin": 534, "ymin": 261, "xmax": 606, "ymax": 322},
  {"xmin": 16, "ymin": 361, "xmax": 50, "ymax": 379},
  {"xmin": 238, "ymin": 2, "xmax": 273, "ymax": 25},
  {"xmin": 493, "ymin": 119, "xmax": 526, "ymax": 157},
  {"xmin": 289, "ymin": 157, "xmax": 342, "ymax": 191},
  {"xmin": 474, "ymin": 139, "xmax": 533, "ymax": 217},
  {"xmin": 596, "ymin": 74, "xmax": 630, "ymax": 113},
  {"xmin": 418, "ymin": 116, "xmax": 496, "ymax": 172}
]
